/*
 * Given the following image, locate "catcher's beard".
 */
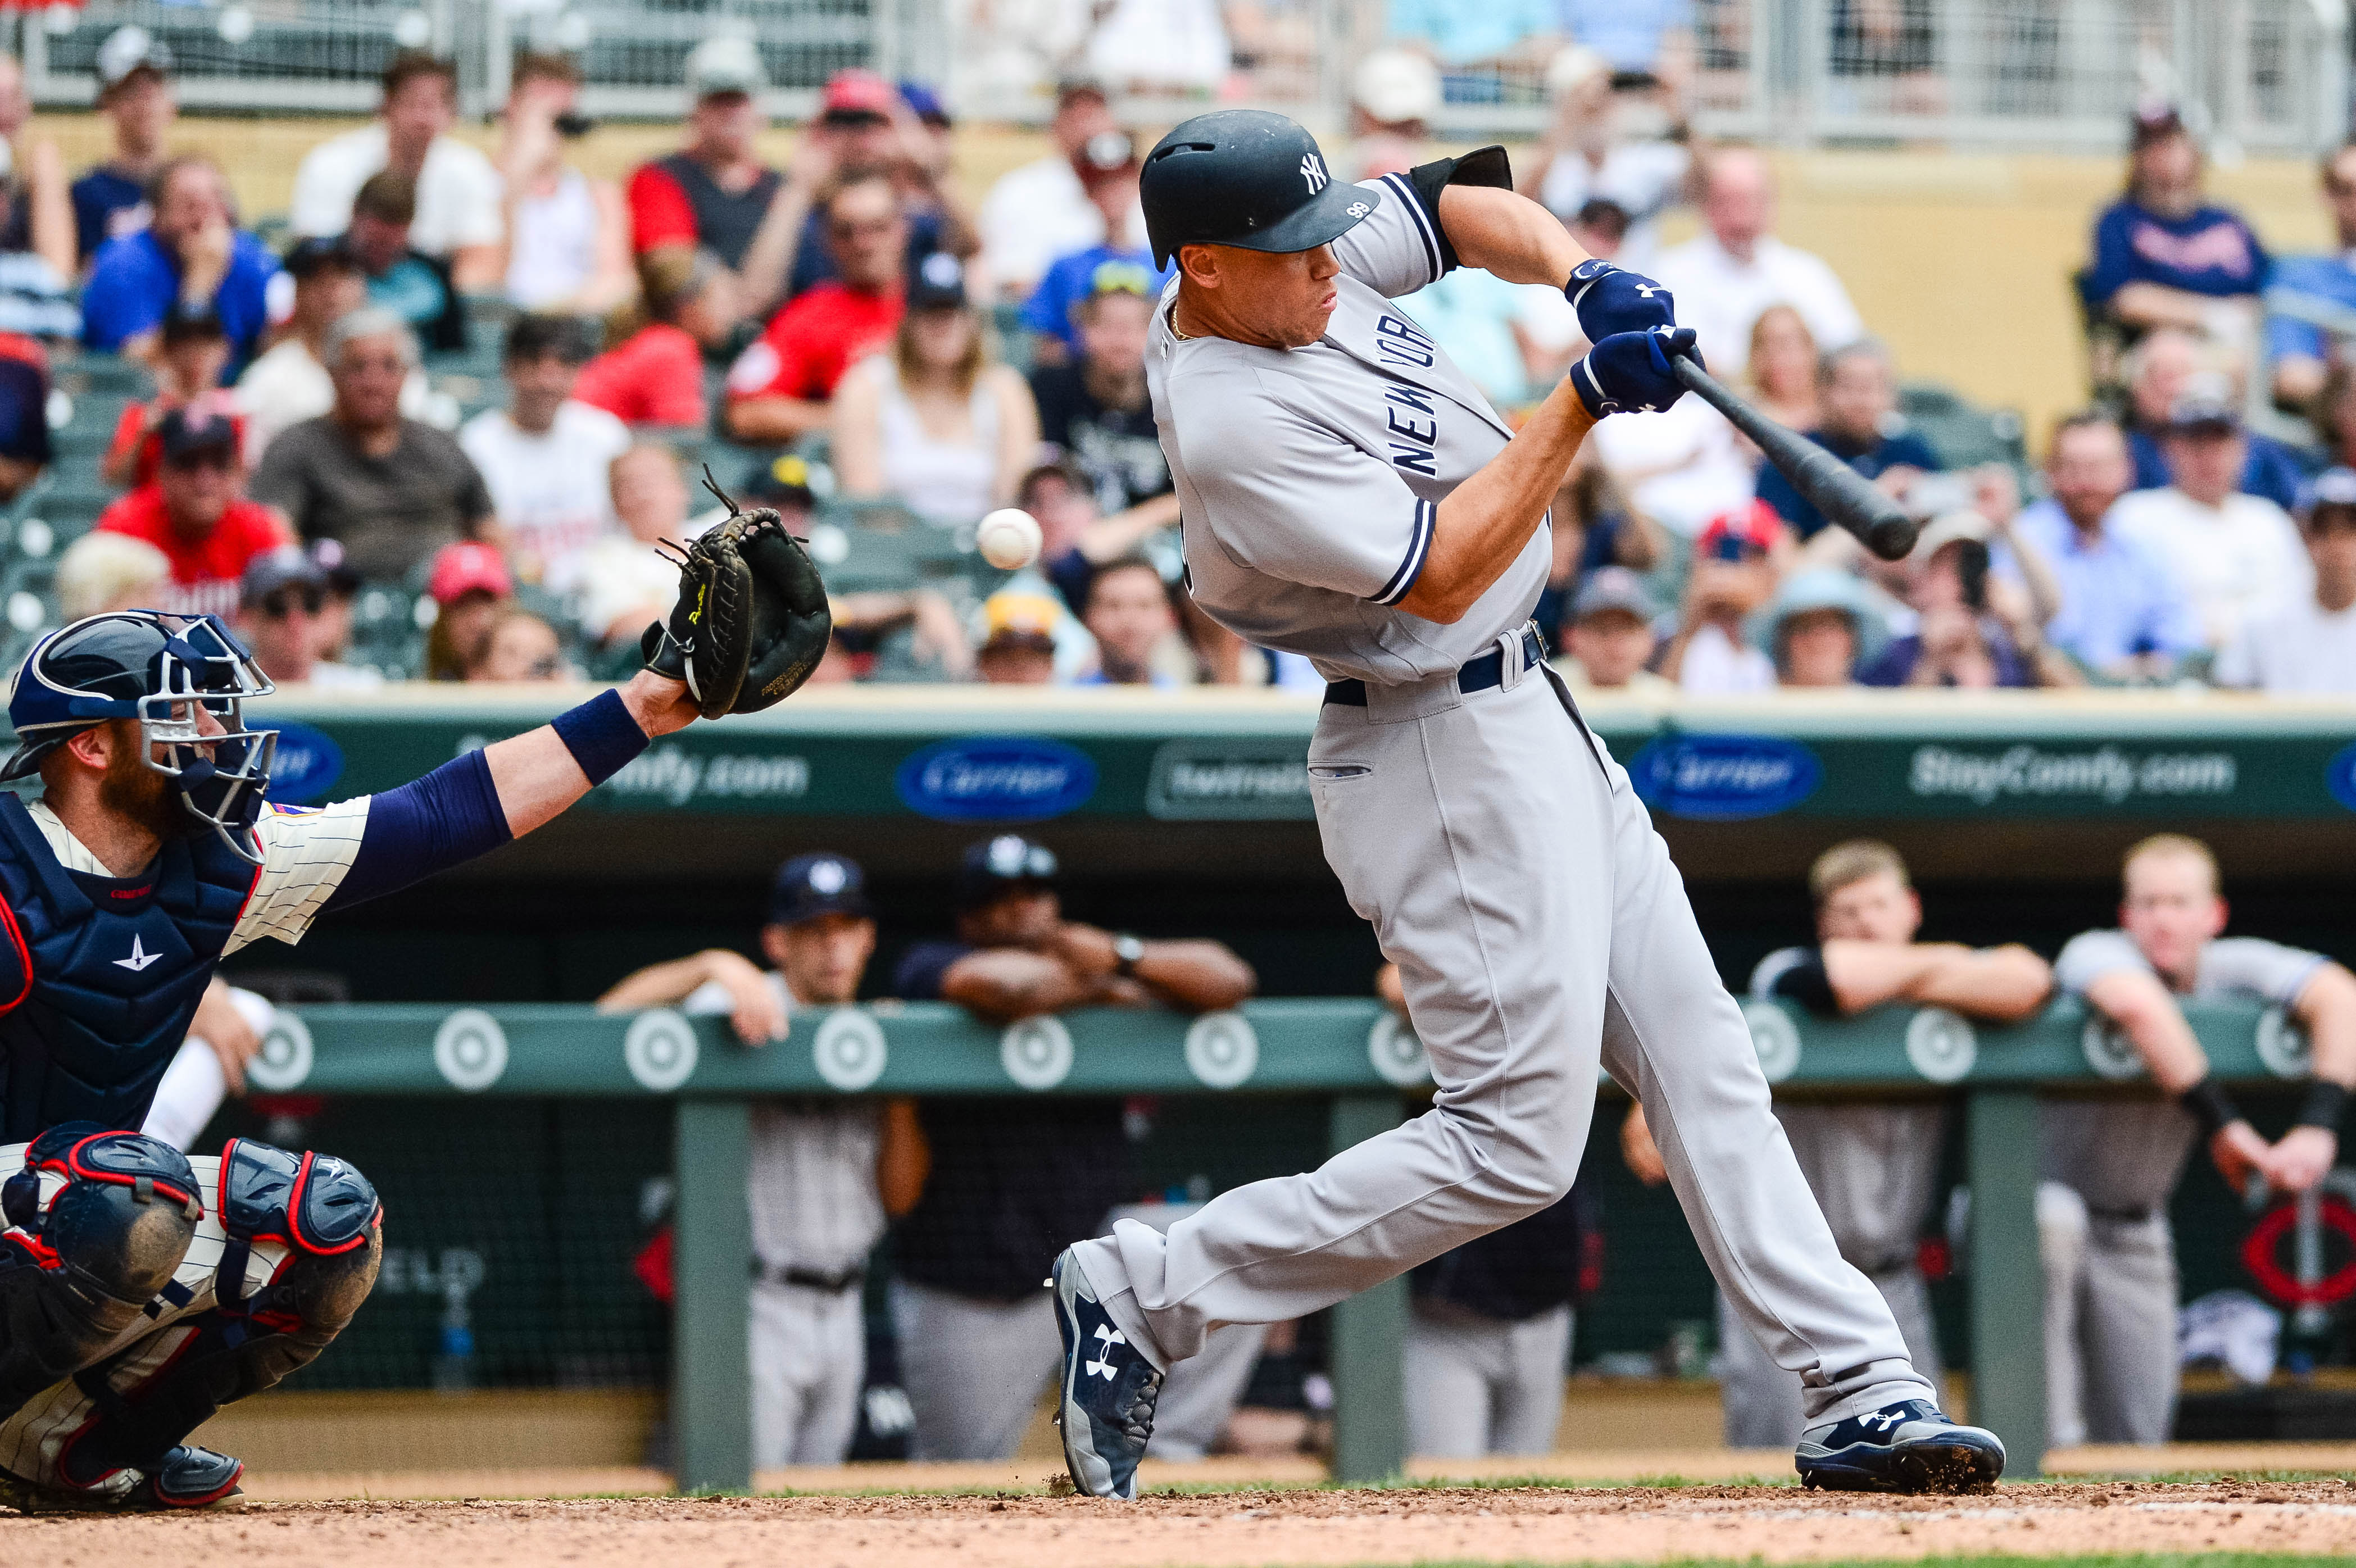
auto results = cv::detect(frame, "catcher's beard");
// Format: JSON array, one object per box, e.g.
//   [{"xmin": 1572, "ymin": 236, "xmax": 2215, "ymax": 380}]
[{"xmin": 98, "ymin": 722, "xmax": 197, "ymax": 844}]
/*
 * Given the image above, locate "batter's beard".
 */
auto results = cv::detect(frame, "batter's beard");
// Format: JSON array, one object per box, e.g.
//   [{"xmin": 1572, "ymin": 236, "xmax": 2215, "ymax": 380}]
[{"xmin": 97, "ymin": 726, "xmax": 194, "ymax": 844}]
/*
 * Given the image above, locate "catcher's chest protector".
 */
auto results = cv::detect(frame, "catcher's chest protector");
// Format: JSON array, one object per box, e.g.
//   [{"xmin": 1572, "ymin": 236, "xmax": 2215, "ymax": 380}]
[{"xmin": 0, "ymin": 794, "xmax": 257, "ymax": 1140}]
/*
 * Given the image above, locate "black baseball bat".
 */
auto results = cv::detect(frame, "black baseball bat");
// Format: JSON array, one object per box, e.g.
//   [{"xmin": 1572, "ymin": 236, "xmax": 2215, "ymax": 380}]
[{"xmin": 1670, "ymin": 356, "xmax": 1919, "ymax": 561}]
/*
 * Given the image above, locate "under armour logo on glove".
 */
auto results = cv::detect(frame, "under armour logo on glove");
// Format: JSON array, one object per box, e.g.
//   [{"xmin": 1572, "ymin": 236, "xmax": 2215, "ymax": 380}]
[
  {"xmin": 1300, "ymin": 154, "xmax": 1328, "ymax": 194},
  {"xmin": 1566, "ymin": 258, "xmax": 1677, "ymax": 343},
  {"xmin": 1086, "ymin": 1321, "xmax": 1127, "ymax": 1380},
  {"xmin": 1570, "ymin": 327, "xmax": 1700, "ymax": 421}
]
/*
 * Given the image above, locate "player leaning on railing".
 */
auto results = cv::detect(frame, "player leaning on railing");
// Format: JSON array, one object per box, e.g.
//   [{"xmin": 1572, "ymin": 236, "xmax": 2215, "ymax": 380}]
[{"xmin": 0, "ymin": 493, "xmax": 827, "ymax": 1511}]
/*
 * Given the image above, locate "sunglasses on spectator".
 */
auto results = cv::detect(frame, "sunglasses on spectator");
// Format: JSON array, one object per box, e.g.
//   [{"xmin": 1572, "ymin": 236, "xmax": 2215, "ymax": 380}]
[
  {"xmin": 829, "ymin": 216, "xmax": 901, "ymax": 241},
  {"xmin": 165, "ymin": 449, "xmax": 236, "ymax": 472},
  {"xmin": 821, "ymin": 110, "xmax": 888, "ymax": 130},
  {"xmin": 259, "ymin": 588, "xmax": 325, "ymax": 618}
]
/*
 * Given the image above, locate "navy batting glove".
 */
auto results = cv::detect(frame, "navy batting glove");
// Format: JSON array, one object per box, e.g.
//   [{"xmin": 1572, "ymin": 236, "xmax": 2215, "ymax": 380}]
[
  {"xmin": 1570, "ymin": 326, "xmax": 1700, "ymax": 419},
  {"xmin": 1566, "ymin": 258, "xmax": 1675, "ymax": 341}
]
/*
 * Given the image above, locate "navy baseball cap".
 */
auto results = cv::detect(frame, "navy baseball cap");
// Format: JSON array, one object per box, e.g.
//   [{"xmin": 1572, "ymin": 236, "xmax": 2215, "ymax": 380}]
[
  {"xmin": 158, "ymin": 407, "xmax": 238, "ymax": 462},
  {"xmin": 769, "ymin": 852, "xmax": 871, "ymax": 926},
  {"xmin": 954, "ymin": 834, "xmax": 1059, "ymax": 912}
]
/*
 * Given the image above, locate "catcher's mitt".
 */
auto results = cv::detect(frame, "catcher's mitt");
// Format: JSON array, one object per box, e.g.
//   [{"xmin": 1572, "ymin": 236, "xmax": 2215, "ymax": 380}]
[{"xmin": 642, "ymin": 471, "xmax": 832, "ymax": 717}]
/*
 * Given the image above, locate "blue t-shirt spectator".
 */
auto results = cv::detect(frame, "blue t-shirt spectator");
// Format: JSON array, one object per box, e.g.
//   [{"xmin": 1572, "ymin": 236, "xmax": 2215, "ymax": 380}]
[
  {"xmin": 1020, "ymin": 247, "xmax": 1171, "ymax": 357},
  {"xmin": 2264, "ymin": 252, "xmax": 2356, "ymax": 370},
  {"xmin": 2084, "ymin": 198, "xmax": 2269, "ymax": 309},
  {"xmin": 1857, "ymin": 620, "xmax": 2034, "ymax": 687},
  {"xmin": 70, "ymin": 165, "xmax": 149, "ymax": 265},
  {"xmin": 1755, "ymin": 427, "xmax": 1943, "ymax": 540},
  {"xmin": 1994, "ymin": 496, "xmax": 2202, "ymax": 674},
  {"xmin": 80, "ymin": 228, "xmax": 276, "ymax": 376},
  {"xmin": 1556, "ymin": 0, "xmax": 1691, "ymax": 71},
  {"xmin": 1388, "ymin": 0, "xmax": 1557, "ymax": 63},
  {"xmin": 2125, "ymin": 424, "xmax": 2305, "ymax": 513}
]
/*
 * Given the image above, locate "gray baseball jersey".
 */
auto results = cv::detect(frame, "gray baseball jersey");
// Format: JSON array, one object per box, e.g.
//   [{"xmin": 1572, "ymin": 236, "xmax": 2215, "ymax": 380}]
[
  {"xmin": 1146, "ymin": 160, "xmax": 1550, "ymax": 684},
  {"xmin": 2046, "ymin": 930, "xmax": 2326, "ymax": 1212}
]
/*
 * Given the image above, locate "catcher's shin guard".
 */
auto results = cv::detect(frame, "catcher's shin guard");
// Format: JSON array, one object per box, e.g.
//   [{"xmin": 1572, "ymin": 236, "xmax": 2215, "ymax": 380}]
[
  {"xmin": 0, "ymin": 1128, "xmax": 203, "ymax": 1414},
  {"xmin": 55, "ymin": 1140, "xmax": 381, "ymax": 1487}
]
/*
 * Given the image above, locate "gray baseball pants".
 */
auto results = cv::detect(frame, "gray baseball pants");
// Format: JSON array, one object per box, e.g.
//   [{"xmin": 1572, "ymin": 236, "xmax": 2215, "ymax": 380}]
[
  {"xmin": 750, "ymin": 1279, "xmax": 865, "ymax": 1467},
  {"xmin": 1405, "ymin": 1302, "xmax": 1572, "ymax": 1457},
  {"xmin": 1072, "ymin": 660, "xmax": 1932, "ymax": 1429},
  {"xmin": 2039, "ymin": 1181, "xmax": 2178, "ymax": 1447}
]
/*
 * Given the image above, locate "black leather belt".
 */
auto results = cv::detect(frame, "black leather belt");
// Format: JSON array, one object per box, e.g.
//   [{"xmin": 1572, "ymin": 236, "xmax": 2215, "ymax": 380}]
[
  {"xmin": 1324, "ymin": 624, "xmax": 1546, "ymax": 707},
  {"xmin": 751, "ymin": 1260, "xmax": 866, "ymax": 1293}
]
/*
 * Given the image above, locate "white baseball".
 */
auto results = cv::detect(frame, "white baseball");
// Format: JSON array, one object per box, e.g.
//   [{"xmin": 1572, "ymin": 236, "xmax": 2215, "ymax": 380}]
[{"xmin": 976, "ymin": 507, "xmax": 1043, "ymax": 571}]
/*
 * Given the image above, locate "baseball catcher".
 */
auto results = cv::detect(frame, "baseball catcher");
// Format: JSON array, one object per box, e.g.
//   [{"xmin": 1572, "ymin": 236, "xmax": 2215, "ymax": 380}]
[{"xmin": 0, "ymin": 526, "xmax": 825, "ymax": 1510}]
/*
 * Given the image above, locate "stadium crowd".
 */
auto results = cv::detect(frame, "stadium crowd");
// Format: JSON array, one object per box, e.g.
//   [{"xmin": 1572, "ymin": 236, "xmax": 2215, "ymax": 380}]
[{"xmin": 0, "ymin": 18, "xmax": 2335, "ymax": 696}]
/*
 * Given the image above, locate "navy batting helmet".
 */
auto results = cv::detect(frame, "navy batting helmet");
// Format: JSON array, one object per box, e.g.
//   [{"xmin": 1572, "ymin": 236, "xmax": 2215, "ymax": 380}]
[
  {"xmin": 1141, "ymin": 110, "xmax": 1380, "ymax": 270},
  {"xmin": 1, "ymin": 611, "xmax": 278, "ymax": 862}
]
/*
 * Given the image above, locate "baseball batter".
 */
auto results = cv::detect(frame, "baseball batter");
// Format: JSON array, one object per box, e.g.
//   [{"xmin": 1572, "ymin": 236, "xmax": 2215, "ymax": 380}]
[{"xmin": 1045, "ymin": 109, "xmax": 2003, "ymax": 1500}]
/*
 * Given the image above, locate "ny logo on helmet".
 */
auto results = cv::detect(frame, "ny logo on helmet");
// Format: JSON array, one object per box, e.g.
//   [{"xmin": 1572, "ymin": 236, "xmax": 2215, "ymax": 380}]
[{"xmin": 1300, "ymin": 154, "xmax": 1328, "ymax": 194}]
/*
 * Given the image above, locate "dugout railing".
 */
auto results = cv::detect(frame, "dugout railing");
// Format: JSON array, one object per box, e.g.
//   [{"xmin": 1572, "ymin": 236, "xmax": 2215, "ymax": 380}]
[{"xmin": 250, "ymin": 994, "xmax": 2310, "ymax": 1489}]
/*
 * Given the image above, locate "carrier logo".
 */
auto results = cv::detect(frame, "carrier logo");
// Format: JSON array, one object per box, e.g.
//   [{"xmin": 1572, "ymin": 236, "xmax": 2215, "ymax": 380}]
[
  {"xmin": 1300, "ymin": 153, "xmax": 1328, "ymax": 193},
  {"xmin": 2329, "ymin": 743, "xmax": 2356, "ymax": 813},
  {"xmin": 263, "ymin": 721, "xmax": 343, "ymax": 803},
  {"xmin": 1629, "ymin": 733, "xmax": 1822, "ymax": 821},
  {"xmin": 896, "ymin": 737, "xmax": 1097, "ymax": 822},
  {"xmin": 1909, "ymin": 744, "xmax": 2236, "ymax": 806}
]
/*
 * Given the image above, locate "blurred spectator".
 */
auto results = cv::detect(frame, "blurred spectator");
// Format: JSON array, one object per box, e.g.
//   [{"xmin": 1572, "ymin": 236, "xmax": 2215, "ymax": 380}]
[
  {"xmin": 1030, "ymin": 278, "xmax": 1178, "ymax": 545},
  {"xmin": 1746, "ymin": 303, "xmax": 1822, "ymax": 431},
  {"xmin": 597, "ymin": 853, "xmax": 923, "ymax": 1468},
  {"xmin": 249, "ymin": 308, "xmax": 496, "ymax": 580},
  {"xmin": 0, "ymin": 53, "xmax": 73, "ymax": 282},
  {"xmin": 2121, "ymin": 330, "xmax": 2301, "ymax": 509},
  {"xmin": 1386, "ymin": 0, "xmax": 1561, "ymax": 78},
  {"xmin": 289, "ymin": 52, "xmax": 502, "ymax": 289},
  {"xmin": 973, "ymin": 591, "xmax": 1065, "ymax": 685},
  {"xmin": 2108, "ymin": 385, "xmax": 2308, "ymax": 650},
  {"xmin": 1076, "ymin": 556, "xmax": 1179, "ymax": 687},
  {"xmin": 1399, "ymin": 261, "xmax": 1581, "ymax": 413},
  {"xmin": 779, "ymin": 70, "xmax": 971, "ymax": 306},
  {"xmin": 55, "ymin": 529, "xmax": 170, "ymax": 620},
  {"xmin": 2263, "ymin": 141, "xmax": 2356, "ymax": 410},
  {"xmin": 1018, "ymin": 458, "xmax": 1155, "ymax": 615},
  {"xmin": 1531, "ymin": 460, "xmax": 1660, "ymax": 633},
  {"xmin": 423, "ymin": 539, "xmax": 512, "ymax": 680},
  {"xmin": 1654, "ymin": 149, "xmax": 1862, "ymax": 375},
  {"xmin": 2047, "ymin": 836, "xmax": 2356, "ymax": 1446},
  {"xmin": 346, "ymin": 172, "xmax": 466, "ymax": 354},
  {"xmin": 93, "ymin": 407, "xmax": 290, "ymax": 619},
  {"xmin": 1757, "ymin": 340, "xmax": 1941, "ymax": 540},
  {"xmin": 578, "ymin": 442, "xmax": 696, "ymax": 650},
  {"xmin": 493, "ymin": 53, "xmax": 632, "ymax": 315},
  {"xmin": 101, "ymin": 310, "xmax": 239, "ymax": 488},
  {"xmin": 233, "ymin": 546, "xmax": 378, "ymax": 689},
  {"xmin": 724, "ymin": 175, "xmax": 909, "ymax": 446},
  {"xmin": 466, "ymin": 606, "xmax": 565, "ymax": 681},
  {"xmin": 1765, "ymin": 568, "xmax": 1877, "ymax": 688},
  {"xmin": 627, "ymin": 38, "xmax": 797, "ymax": 314},
  {"xmin": 310, "ymin": 537, "xmax": 364, "ymax": 666},
  {"xmin": 235, "ymin": 235, "xmax": 428, "ymax": 464},
  {"xmin": 978, "ymin": 78, "xmax": 1134, "ymax": 302},
  {"xmin": 2084, "ymin": 103, "xmax": 2266, "ymax": 357},
  {"xmin": 2213, "ymin": 467, "xmax": 2356, "ymax": 694},
  {"xmin": 1858, "ymin": 511, "xmax": 2035, "ymax": 688},
  {"xmin": 1660, "ymin": 502, "xmax": 1782, "ymax": 693},
  {"xmin": 833, "ymin": 254, "xmax": 1037, "ymax": 522},
  {"xmin": 0, "ymin": 349, "xmax": 49, "ymax": 503},
  {"xmin": 1585, "ymin": 370, "xmax": 1756, "ymax": 538},
  {"xmin": 72, "ymin": 27, "xmax": 174, "ymax": 265},
  {"xmin": 2001, "ymin": 412, "xmax": 2199, "ymax": 682},
  {"xmin": 460, "ymin": 312, "xmax": 629, "ymax": 592},
  {"xmin": 1019, "ymin": 133, "xmax": 1173, "ymax": 365},
  {"xmin": 573, "ymin": 248, "xmax": 736, "ymax": 429},
  {"xmin": 891, "ymin": 834, "xmax": 1254, "ymax": 1461},
  {"xmin": 2313, "ymin": 358, "xmax": 2356, "ymax": 470},
  {"xmin": 1558, "ymin": 0, "xmax": 1696, "ymax": 82},
  {"xmin": 1346, "ymin": 48, "xmax": 1441, "ymax": 180},
  {"xmin": 1718, "ymin": 839, "xmax": 2050, "ymax": 1447},
  {"xmin": 81, "ymin": 154, "xmax": 275, "ymax": 374},
  {"xmin": 1524, "ymin": 46, "xmax": 1688, "ymax": 271},
  {"xmin": 1081, "ymin": 0, "xmax": 1231, "ymax": 94},
  {"xmin": 1552, "ymin": 566, "xmax": 1670, "ymax": 693}
]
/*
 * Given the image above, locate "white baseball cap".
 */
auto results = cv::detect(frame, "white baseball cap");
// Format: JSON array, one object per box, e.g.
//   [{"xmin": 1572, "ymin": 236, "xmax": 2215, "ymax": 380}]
[
  {"xmin": 1352, "ymin": 48, "xmax": 1441, "ymax": 126},
  {"xmin": 1545, "ymin": 44, "xmax": 1610, "ymax": 99},
  {"xmin": 685, "ymin": 35, "xmax": 766, "ymax": 99},
  {"xmin": 97, "ymin": 25, "xmax": 172, "ymax": 91}
]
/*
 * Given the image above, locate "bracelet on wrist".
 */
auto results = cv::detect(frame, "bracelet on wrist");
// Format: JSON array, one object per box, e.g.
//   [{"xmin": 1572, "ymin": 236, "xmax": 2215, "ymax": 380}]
[
  {"xmin": 2178, "ymin": 1076, "xmax": 2244, "ymax": 1140},
  {"xmin": 2296, "ymin": 1079, "xmax": 2352, "ymax": 1133}
]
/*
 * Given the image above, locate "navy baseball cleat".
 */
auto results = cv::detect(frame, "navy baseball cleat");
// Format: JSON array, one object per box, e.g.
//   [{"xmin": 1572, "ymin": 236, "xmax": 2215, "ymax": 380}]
[
  {"xmin": 1796, "ymin": 1398, "xmax": 2004, "ymax": 1493},
  {"xmin": 0, "ymin": 1446, "xmax": 245, "ymax": 1513},
  {"xmin": 1048, "ymin": 1247, "xmax": 1162, "ymax": 1499}
]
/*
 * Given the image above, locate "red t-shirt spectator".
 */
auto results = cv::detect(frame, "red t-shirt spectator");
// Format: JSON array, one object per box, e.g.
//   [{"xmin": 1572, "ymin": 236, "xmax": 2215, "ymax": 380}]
[
  {"xmin": 724, "ymin": 284, "xmax": 904, "ymax": 409},
  {"xmin": 626, "ymin": 155, "xmax": 782, "ymax": 271},
  {"xmin": 96, "ymin": 484, "xmax": 288, "ymax": 619},
  {"xmin": 107, "ymin": 399, "xmax": 249, "ymax": 489},
  {"xmin": 573, "ymin": 323, "xmax": 707, "ymax": 428}
]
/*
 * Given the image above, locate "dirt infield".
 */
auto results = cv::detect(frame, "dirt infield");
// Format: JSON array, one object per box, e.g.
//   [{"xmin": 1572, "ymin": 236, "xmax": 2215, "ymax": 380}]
[{"xmin": 8, "ymin": 1480, "xmax": 2356, "ymax": 1565}]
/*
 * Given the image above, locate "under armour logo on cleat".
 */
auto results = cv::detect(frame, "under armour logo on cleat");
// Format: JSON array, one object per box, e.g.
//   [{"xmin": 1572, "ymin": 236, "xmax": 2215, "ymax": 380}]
[
  {"xmin": 1859, "ymin": 1409, "xmax": 1905, "ymax": 1432},
  {"xmin": 1085, "ymin": 1321, "xmax": 1126, "ymax": 1380},
  {"xmin": 114, "ymin": 936, "xmax": 161, "ymax": 972}
]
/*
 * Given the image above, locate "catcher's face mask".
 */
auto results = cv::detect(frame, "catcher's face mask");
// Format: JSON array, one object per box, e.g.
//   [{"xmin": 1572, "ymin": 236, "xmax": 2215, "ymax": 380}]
[{"xmin": 3, "ymin": 611, "xmax": 279, "ymax": 865}]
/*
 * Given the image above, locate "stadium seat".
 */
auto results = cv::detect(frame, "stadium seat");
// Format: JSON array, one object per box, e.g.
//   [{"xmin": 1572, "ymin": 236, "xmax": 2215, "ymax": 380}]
[{"xmin": 1899, "ymin": 381, "xmax": 2030, "ymax": 481}]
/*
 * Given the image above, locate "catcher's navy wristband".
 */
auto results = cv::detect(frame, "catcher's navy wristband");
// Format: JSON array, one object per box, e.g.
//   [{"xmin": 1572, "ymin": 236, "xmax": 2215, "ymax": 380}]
[{"xmin": 553, "ymin": 689, "xmax": 651, "ymax": 787}]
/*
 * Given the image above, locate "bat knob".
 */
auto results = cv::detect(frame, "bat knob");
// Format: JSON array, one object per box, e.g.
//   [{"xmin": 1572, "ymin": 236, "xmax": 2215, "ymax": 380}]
[{"xmin": 1865, "ymin": 514, "xmax": 1918, "ymax": 561}]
